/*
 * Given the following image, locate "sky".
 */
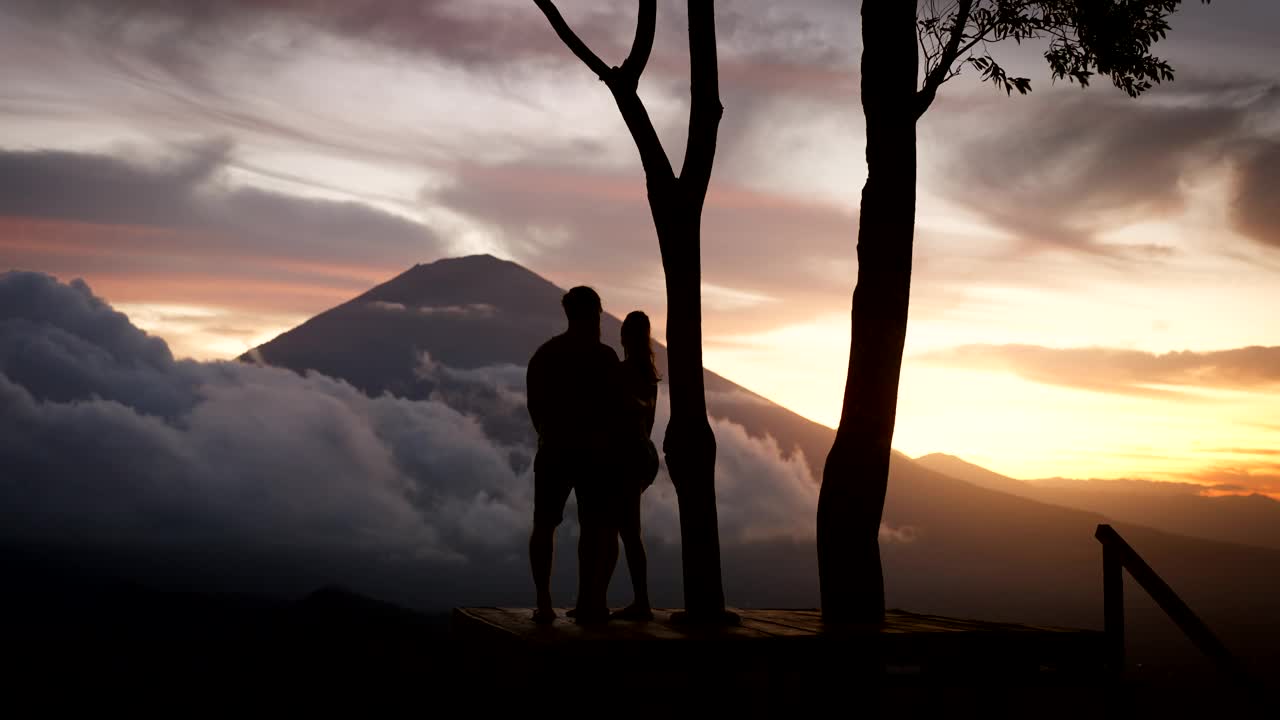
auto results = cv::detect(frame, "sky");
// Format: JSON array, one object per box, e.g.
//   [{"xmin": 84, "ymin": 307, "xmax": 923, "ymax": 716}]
[{"xmin": 1, "ymin": 0, "xmax": 1278, "ymax": 496}]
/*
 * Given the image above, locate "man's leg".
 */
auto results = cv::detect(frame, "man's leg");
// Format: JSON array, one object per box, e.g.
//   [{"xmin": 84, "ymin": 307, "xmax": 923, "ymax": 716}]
[
  {"xmin": 530, "ymin": 521, "xmax": 556, "ymax": 622},
  {"xmin": 574, "ymin": 519, "xmax": 595, "ymax": 615},
  {"xmin": 573, "ymin": 478, "xmax": 618, "ymax": 623},
  {"xmin": 575, "ymin": 521, "xmax": 617, "ymax": 622},
  {"xmin": 531, "ymin": 450, "xmax": 571, "ymax": 623},
  {"xmin": 598, "ymin": 521, "xmax": 620, "ymax": 610}
]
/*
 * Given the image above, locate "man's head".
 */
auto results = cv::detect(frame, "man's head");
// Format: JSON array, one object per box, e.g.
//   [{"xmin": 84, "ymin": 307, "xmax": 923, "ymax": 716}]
[{"xmin": 562, "ymin": 286, "xmax": 602, "ymax": 340}]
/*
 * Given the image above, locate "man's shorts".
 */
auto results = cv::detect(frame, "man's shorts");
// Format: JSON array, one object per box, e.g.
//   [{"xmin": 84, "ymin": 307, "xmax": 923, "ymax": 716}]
[{"xmin": 534, "ymin": 445, "xmax": 618, "ymax": 529}]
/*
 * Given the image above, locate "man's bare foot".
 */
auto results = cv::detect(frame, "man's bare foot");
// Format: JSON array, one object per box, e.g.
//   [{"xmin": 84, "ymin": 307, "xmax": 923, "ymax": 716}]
[
  {"xmin": 532, "ymin": 608, "xmax": 557, "ymax": 624},
  {"xmin": 611, "ymin": 604, "xmax": 654, "ymax": 621}
]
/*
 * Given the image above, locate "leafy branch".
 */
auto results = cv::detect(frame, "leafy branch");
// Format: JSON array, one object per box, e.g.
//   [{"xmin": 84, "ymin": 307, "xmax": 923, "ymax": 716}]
[{"xmin": 914, "ymin": 0, "xmax": 1211, "ymax": 116}]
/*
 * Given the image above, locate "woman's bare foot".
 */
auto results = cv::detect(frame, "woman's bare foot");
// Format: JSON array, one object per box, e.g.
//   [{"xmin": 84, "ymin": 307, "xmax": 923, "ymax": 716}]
[{"xmin": 532, "ymin": 607, "xmax": 557, "ymax": 624}]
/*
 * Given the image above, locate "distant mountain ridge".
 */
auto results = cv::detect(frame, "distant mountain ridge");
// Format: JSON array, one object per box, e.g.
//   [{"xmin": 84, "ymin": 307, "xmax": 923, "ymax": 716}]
[{"xmin": 916, "ymin": 453, "xmax": 1280, "ymax": 551}]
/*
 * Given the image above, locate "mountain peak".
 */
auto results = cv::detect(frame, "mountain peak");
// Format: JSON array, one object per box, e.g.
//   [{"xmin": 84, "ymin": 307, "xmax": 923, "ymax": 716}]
[
  {"xmin": 359, "ymin": 254, "xmax": 562, "ymax": 313},
  {"xmin": 412, "ymin": 253, "xmax": 512, "ymax": 270}
]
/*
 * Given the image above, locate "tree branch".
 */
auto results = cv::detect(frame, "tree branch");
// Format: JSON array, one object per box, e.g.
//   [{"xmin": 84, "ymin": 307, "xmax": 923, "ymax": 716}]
[
  {"xmin": 533, "ymin": 0, "xmax": 674, "ymax": 191},
  {"xmin": 611, "ymin": 91, "xmax": 676, "ymax": 188},
  {"xmin": 618, "ymin": 0, "xmax": 657, "ymax": 88},
  {"xmin": 914, "ymin": 0, "xmax": 973, "ymax": 118},
  {"xmin": 951, "ymin": 19, "xmax": 993, "ymax": 63},
  {"xmin": 679, "ymin": 0, "xmax": 723, "ymax": 207},
  {"xmin": 532, "ymin": 0, "xmax": 611, "ymax": 80}
]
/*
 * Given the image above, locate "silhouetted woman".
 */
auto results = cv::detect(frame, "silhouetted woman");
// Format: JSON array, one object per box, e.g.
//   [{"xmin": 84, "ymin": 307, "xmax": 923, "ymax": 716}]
[{"xmin": 614, "ymin": 310, "xmax": 660, "ymax": 620}]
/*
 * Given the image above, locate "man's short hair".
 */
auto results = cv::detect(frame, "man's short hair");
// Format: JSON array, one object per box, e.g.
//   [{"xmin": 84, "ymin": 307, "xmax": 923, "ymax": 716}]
[{"xmin": 562, "ymin": 286, "xmax": 602, "ymax": 321}]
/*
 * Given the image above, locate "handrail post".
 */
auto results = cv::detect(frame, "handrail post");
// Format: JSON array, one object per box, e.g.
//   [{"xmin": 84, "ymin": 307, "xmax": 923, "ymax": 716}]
[
  {"xmin": 1095, "ymin": 522, "xmax": 1271, "ymax": 713},
  {"xmin": 1101, "ymin": 534, "xmax": 1125, "ymax": 674}
]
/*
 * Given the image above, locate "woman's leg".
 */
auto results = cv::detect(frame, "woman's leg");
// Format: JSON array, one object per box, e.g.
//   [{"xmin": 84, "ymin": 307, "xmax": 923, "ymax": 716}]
[{"xmin": 617, "ymin": 491, "xmax": 651, "ymax": 617}]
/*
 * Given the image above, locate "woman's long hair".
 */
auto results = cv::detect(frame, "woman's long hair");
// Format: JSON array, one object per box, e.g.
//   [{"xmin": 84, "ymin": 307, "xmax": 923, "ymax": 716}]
[{"xmin": 621, "ymin": 310, "xmax": 660, "ymax": 383}]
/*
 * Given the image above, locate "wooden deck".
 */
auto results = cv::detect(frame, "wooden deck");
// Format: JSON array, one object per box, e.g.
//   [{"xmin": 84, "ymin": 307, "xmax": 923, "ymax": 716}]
[
  {"xmin": 452, "ymin": 608, "xmax": 1113, "ymax": 716},
  {"xmin": 454, "ymin": 606, "xmax": 1108, "ymax": 678}
]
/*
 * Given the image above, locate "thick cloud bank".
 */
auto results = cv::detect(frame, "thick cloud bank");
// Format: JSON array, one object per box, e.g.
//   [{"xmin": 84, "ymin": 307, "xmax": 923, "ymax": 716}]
[{"xmin": 0, "ymin": 271, "xmax": 821, "ymax": 604}]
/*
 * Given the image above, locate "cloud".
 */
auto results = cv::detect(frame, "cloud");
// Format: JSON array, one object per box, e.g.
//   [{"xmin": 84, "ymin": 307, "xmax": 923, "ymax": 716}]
[
  {"xmin": 1, "ymin": 0, "xmax": 857, "ymax": 88},
  {"xmin": 0, "ymin": 133, "xmax": 850, "ymax": 338},
  {"xmin": 1031, "ymin": 476, "xmax": 1248, "ymax": 498},
  {"xmin": 1231, "ymin": 138, "xmax": 1280, "ymax": 250},
  {"xmin": 1180, "ymin": 464, "xmax": 1280, "ymax": 497},
  {"xmin": 878, "ymin": 524, "xmax": 919, "ymax": 544},
  {"xmin": 918, "ymin": 343, "xmax": 1280, "ymax": 395},
  {"xmin": 368, "ymin": 301, "xmax": 496, "ymax": 318},
  {"xmin": 431, "ymin": 159, "xmax": 856, "ymax": 322},
  {"xmin": 0, "ymin": 272, "xmax": 531, "ymax": 563},
  {"xmin": 932, "ymin": 79, "xmax": 1280, "ymax": 258},
  {"xmin": 702, "ymin": 416, "xmax": 819, "ymax": 544},
  {"xmin": 0, "ymin": 0, "xmax": 869, "ymax": 333},
  {"xmin": 2, "ymin": 0, "xmax": 576, "ymax": 72},
  {"xmin": 0, "ymin": 270, "xmax": 829, "ymax": 603},
  {"xmin": 0, "ymin": 143, "xmax": 446, "ymax": 269}
]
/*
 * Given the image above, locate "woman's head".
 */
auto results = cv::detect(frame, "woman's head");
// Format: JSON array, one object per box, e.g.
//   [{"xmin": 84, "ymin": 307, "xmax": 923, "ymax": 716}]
[
  {"xmin": 621, "ymin": 310, "xmax": 659, "ymax": 381},
  {"xmin": 621, "ymin": 310, "xmax": 650, "ymax": 350}
]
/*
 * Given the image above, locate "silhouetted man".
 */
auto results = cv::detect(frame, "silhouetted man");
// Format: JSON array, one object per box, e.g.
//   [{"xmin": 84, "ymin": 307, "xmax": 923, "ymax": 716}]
[{"xmin": 527, "ymin": 286, "xmax": 621, "ymax": 623}]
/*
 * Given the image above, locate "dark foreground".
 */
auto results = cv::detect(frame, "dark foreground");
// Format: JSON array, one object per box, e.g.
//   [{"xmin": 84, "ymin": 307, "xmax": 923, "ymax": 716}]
[
  {"xmin": 2, "ymin": 580, "xmax": 1272, "ymax": 718},
  {"xmin": 457, "ymin": 606, "xmax": 1112, "ymax": 717},
  {"xmin": 454, "ymin": 606, "xmax": 1274, "ymax": 718}
]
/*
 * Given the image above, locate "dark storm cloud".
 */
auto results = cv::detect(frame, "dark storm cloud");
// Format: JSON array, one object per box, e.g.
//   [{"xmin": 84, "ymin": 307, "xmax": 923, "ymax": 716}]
[
  {"xmin": 0, "ymin": 0, "xmax": 855, "ymax": 92},
  {"xmin": 0, "ymin": 142, "xmax": 447, "ymax": 271},
  {"xmin": 930, "ymin": 77, "xmax": 1280, "ymax": 259},
  {"xmin": 1231, "ymin": 138, "xmax": 1280, "ymax": 250},
  {"xmin": 0, "ymin": 271, "xmax": 830, "ymax": 598},
  {"xmin": 919, "ymin": 343, "xmax": 1280, "ymax": 395},
  {"xmin": 0, "ymin": 139, "xmax": 231, "ymax": 228},
  {"xmin": 936, "ymin": 90, "xmax": 1243, "ymax": 257},
  {"xmin": 2, "ymin": 0, "xmax": 583, "ymax": 68}
]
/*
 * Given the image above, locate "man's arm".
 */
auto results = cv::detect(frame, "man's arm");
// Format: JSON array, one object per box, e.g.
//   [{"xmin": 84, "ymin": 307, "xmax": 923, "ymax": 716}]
[{"xmin": 526, "ymin": 349, "xmax": 545, "ymax": 438}]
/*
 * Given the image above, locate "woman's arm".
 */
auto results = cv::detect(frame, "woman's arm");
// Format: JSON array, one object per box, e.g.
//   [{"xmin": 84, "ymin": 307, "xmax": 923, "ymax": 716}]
[{"xmin": 642, "ymin": 381, "xmax": 657, "ymax": 437}]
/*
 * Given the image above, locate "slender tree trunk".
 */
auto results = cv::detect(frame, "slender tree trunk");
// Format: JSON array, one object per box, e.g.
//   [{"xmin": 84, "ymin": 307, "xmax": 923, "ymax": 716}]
[
  {"xmin": 657, "ymin": 206, "xmax": 725, "ymax": 618},
  {"xmin": 817, "ymin": 1, "xmax": 918, "ymax": 624}
]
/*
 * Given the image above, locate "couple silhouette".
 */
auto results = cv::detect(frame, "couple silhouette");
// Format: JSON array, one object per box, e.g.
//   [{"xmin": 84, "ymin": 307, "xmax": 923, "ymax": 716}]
[{"xmin": 527, "ymin": 286, "xmax": 660, "ymax": 624}]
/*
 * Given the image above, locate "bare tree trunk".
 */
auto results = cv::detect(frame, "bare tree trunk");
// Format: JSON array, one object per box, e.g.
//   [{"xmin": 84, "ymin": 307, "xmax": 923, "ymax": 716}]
[
  {"xmin": 657, "ymin": 208, "xmax": 726, "ymax": 618},
  {"xmin": 534, "ymin": 0, "xmax": 731, "ymax": 621},
  {"xmin": 817, "ymin": 1, "xmax": 918, "ymax": 625}
]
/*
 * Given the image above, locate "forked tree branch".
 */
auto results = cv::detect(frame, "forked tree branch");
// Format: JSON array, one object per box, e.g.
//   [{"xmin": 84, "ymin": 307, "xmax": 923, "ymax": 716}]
[
  {"xmin": 532, "ymin": 0, "xmax": 610, "ymax": 80},
  {"xmin": 915, "ymin": 0, "xmax": 973, "ymax": 117},
  {"xmin": 618, "ymin": 0, "xmax": 657, "ymax": 87},
  {"xmin": 679, "ymin": 1, "xmax": 723, "ymax": 204},
  {"xmin": 533, "ymin": 0, "xmax": 674, "ymax": 187}
]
